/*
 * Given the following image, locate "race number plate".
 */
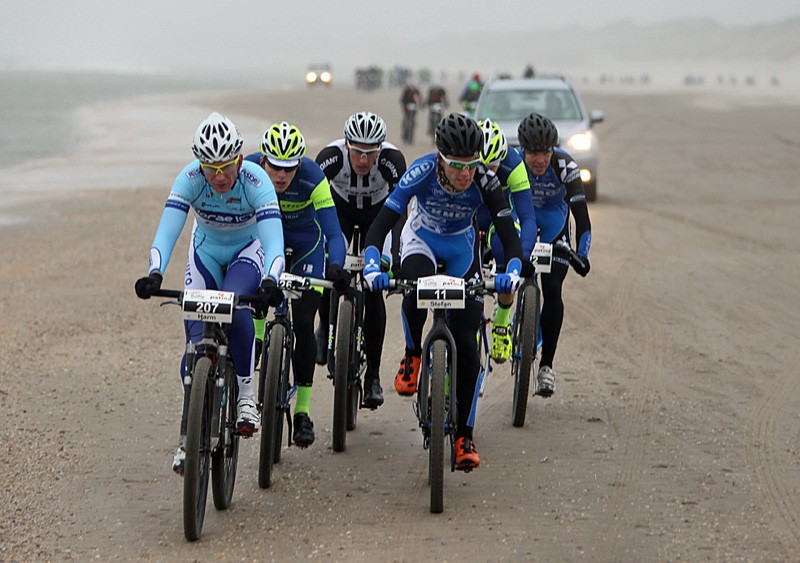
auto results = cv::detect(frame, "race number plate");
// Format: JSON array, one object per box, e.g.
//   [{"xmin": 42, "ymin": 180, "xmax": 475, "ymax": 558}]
[
  {"xmin": 182, "ymin": 289, "xmax": 234, "ymax": 323},
  {"xmin": 417, "ymin": 275, "xmax": 465, "ymax": 309},
  {"xmin": 532, "ymin": 242, "xmax": 553, "ymax": 274},
  {"xmin": 278, "ymin": 272, "xmax": 310, "ymax": 290},
  {"xmin": 344, "ymin": 254, "xmax": 365, "ymax": 272}
]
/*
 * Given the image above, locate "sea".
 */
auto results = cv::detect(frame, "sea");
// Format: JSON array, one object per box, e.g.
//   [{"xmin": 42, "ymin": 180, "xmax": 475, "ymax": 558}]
[{"xmin": 0, "ymin": 70, "xmax": 251, "ymax": 170}]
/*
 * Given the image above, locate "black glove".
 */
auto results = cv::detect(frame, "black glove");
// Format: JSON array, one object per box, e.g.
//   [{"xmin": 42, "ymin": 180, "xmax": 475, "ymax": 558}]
[
  {"xmin": 572, "ymin": 256, "xmax": 591, "ymax": 277},
  {"xmin": 520, "ymin": 257, "xmax": 536, "ymax": 278},
  {"xmin": 258, "ymin": 277, "xmax": 284, "ymax": 307},
  {"xmin": 134, "ymin": 272, "xmax": 162, "ymax": 299},
  {"xmin": 326, "ymin": 264, "xmax": 351, "ymax": 292}
]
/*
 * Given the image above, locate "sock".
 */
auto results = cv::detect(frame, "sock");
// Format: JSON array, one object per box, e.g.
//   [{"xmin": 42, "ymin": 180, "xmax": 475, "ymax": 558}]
[
  {"xmin": 237, "ymin": 374, "xmax": 254, "ymax": 398},
  {"xmin": 494, "ymin": 302, "xmax": 512, "ymax": 326},
  {"xmin": 295, "ymin": 384, "xmax": 312, "ymax": 415},
  {"xmin": 253, "ymin": 316, "xmax": 265, "ymax": 341}
]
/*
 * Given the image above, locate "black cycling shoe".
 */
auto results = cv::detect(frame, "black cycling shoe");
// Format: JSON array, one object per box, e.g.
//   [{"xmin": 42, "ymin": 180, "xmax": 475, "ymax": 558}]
[
  {"xmin": 362, "ymin": 377, "xmax": 384, "ymax": 409},
  {"xmin": 314, "ymin": 327, "xmax": 328, "ymax": 366},
  {"xmin": 292, "ymin": 412, "xmax": 315, "ymax": 448}
]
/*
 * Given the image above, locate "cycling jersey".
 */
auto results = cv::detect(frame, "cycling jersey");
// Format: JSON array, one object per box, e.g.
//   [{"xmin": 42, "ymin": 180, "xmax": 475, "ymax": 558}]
[
  {"xmin": 149, "ymin": 159, "xmax": 284, "ymax": 283},
  {"xmin": 244, "ymin": 153, "xmax": 346, "ymax": 271},
  {"xmin": 315, "ymin": 139, "xmax": 406, "ymax": 210},
  {"xmin": 365, "ymin": 153, "xmax": 522, "ymax": 268},
  {"xmin": 526, "ymin": 147, "xmax": 592, "ymax": 257},
  {"xmin": 475, "ymin": 147, "xmax": 537, "ymax": 262}
]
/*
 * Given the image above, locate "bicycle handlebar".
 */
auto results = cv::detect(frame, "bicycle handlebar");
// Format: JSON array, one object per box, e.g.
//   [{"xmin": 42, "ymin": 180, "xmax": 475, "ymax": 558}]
[
  {"xmin": 387, "ymin": 278, "xmax": 496, "ymax": 295},
  {"xmin": 553, "ymin": 240, "xmax": 587, "ymax": 270},
  {"xmin": 149, "ymin": 289, "xmax": 264, "ymax": 306}
]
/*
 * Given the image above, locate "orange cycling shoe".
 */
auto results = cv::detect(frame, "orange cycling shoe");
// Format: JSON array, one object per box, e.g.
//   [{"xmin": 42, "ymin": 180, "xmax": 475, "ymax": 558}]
[
  {"xmin": 454, "ymin": 437, "xmax": 480, "ymax": 470},
  {"xmin": 394, "ymin": 354, "xmax": 421, "ymax": 396}
]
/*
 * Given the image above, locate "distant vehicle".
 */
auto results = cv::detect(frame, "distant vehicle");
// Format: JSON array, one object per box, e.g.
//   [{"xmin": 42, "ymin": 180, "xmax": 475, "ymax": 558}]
[
  {"xmin": 474, "ymin": 75, "xmax": 604, "ymax": 201},
  {"xmin": 305, "ymin": 64, "xmax": 333, "ymax": 86}
]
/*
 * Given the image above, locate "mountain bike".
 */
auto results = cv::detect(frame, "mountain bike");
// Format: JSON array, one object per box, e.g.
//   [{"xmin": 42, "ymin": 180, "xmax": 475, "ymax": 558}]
[
  {"xmin": 148, "ymin": 287, "xmax": 263, "ymax": 541},
  {"xmin": 258, "ymin": 270, "xmax": 333, "ymax": 489},
  {"xmin": 427, "ymin": 102, "xmax": 444, "ymax": 143},
  {"xmin": 324, "ymin": 226, "xmax": 369, "ymax": 453},
  {"xmin": 510, "ymin": 242, "xmax": 553, "ymax": 427},
  {"xmin": 388, "ymin": 275, "xmax": 496, "ymax": 514},
  {"xmin": 401, "ymin": 103, "xmax": 417, "ymax": 145}
]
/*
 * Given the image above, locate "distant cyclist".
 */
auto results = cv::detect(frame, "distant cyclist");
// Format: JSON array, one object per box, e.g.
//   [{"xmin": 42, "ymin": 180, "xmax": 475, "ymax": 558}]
[
  {"xmin": 517, "ymin": 113, "xmax": 591, "ymax": 397},
  {"xmin": 474, "ymin": 120, "xmax": 536, "ymax": 363},
  {"xmin": 459, "ymin": 73, "xmax": 483, "ymax": 114},
  {"xmin": 245, "ymin": 122, "xmax": 349, "ymax": 448},
  {"xmin": 134, "ymin": 112, "xmax": 285, "ymax": 474},
  {"xmin": 362, "ymin": 114, "xmax": 527, "ymax": 470},
  {"xmin": 425, "ymin": 84, "xmax": 449, "ymax": 137},
  {"xmin": 315, "ymin": 112, "xmax": 407, "ymax": 409}
]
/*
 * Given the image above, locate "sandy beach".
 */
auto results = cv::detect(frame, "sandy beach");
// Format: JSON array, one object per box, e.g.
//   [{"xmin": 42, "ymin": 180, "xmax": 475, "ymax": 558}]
[{"xmin": 1, "ymin": 80, "xmax": 799, "ymax": 561}]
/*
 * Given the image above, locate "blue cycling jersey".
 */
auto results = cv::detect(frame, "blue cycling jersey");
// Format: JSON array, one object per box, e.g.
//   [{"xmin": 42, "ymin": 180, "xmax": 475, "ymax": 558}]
[
  {"xmin": 244, "ymin": 153, "xmax": 346, "ymax": 267},
  {"xmin": 149, "ymin": 159, "xmax": 284, "ymax": 280}
]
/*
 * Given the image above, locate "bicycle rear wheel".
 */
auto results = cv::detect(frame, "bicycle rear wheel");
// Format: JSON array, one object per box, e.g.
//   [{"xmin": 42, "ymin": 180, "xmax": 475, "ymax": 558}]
[
  {"xmin": 184, "ymin": 357, "xmax": 212, "ymax": 541},
  {"xmin": 511, "ymin": 282, "xmax": 540, "ymax": 427},
  {"xmin": 211, "ymin": 361, "xmax": 239, "ymax": 508},
  {"xmin": 259, "ymin": 324, "xmax": 286, "ymax": 488},
  {"xmin": 332, "ymin": 300, "xmax": 354, "ymax": 452},
  {"xmin": 429, "ymin": 340, "xmax": 447, "ymax": 514}
]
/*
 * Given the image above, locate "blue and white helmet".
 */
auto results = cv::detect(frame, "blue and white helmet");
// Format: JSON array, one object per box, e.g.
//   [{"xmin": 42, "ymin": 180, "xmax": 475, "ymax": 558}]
[{"xmin": 191, "ymin": 112, "xmax": 244, "ymax": 163}]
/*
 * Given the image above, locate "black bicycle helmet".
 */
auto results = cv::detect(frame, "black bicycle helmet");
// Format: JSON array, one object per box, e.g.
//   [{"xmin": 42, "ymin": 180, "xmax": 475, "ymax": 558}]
[
  {"xmin": 517, "ymin": 112, "xmax": 559, "ymax": 152},
  {"xmin": 435, "ymin": 113, "xmax": 482, "ymax": 157}
]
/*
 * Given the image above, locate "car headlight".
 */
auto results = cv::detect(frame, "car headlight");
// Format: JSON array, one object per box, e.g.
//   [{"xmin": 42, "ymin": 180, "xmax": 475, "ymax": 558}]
[
  {"xmin": 566, "ymin": 130, "xmax": 594, "ymax": 152},
  {"xmin": 320, "ymin": 71, "xmax": 332, "ymax": 83},
  {"xmin": 305, "ymin": 71, "xmax": 318, "ymax": 83}
]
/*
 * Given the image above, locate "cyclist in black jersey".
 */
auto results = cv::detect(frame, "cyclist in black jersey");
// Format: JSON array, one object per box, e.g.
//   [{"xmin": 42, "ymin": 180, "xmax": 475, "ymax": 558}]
[{"xmin": 314, "ymin": 112, "xmax": 407, "ymax": 409}]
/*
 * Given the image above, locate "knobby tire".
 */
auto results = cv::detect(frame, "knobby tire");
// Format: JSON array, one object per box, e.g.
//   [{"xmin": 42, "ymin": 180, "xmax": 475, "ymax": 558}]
[
  {"xmin": 259, "ymin": 324, "xmax": 286, "ymax": 488},
  {"xmin": 332, "ymin": 300, "xmax": 353, "ymax": 452},
  {"xmin": 430, "ymin": 340, "xmax": 447, "ymax": 514},
  {"xmin": 211, "ymin": 361, "xmax": 239, "ymax": 509},
  {"xmin": 512, "ymin": 283, "xmax": 539, "ymax": 427},
  {"xmin": 184, "ymin": 357, "xmax": 212, "ymax": 541}
]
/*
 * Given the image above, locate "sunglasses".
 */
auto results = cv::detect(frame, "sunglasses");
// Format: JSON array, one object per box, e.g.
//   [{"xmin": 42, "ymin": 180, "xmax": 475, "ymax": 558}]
[
  {"xmin": 439, "ymin": 152, "xmax": 481, "ymax": 170},
  {"xmin": 348, "ymin": 144, "xmax": 382, "ymax": 159},
  {"xmin": 200, "ymin": 156, "xmax": 239, "ymax": 175}
]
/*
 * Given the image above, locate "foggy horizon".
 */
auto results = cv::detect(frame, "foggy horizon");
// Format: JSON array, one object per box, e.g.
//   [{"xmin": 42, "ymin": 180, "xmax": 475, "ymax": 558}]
[{"xmin": 3, "ymin": 0, "xmax": 800, "ymax": 79}]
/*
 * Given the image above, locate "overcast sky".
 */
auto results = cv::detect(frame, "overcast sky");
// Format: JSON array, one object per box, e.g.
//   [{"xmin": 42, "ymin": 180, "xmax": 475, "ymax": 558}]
[{"xmin": 3, "ymin": 0, "xmax": 799, "ymax": 75}]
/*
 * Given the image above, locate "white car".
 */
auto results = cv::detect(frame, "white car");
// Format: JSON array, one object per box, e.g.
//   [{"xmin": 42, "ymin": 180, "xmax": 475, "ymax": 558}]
[{"xmin": 474, "ymin": 76, "xmax": 604, "ymax": 201}]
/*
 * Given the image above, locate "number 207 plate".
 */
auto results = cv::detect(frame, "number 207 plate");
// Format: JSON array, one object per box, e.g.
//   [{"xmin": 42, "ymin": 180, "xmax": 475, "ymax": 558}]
[
  {"xmin": 417, "ymin": 275, "xmax": 465, "ymax": 309},
  {"xmin": 182, "ymin": 289, "xmax": 235, "ymax": 323}
]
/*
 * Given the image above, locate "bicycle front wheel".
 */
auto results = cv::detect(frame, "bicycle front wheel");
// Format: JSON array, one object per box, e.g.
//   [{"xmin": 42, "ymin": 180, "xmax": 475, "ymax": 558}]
[
  {"xmin": 211, "ymin": 361, "xmax": 239, "ymax": 509},
  {"xmin": 259, "ymin": 323, "xmax": 286, "ymax": 489},
  {"xmin": 184, "ymin": 356, "xmax": 212, "ymax": 541},
  {"xmin": 512, "ymin": 283, "xmax": 540, "ymax": 427},
  {"xmin": 332, "ymin": 300, "xmax": 354, "ymax": 452},
  {"xmin": 429, "ymin": 340, "xmax": 447, "ymax": 514}
]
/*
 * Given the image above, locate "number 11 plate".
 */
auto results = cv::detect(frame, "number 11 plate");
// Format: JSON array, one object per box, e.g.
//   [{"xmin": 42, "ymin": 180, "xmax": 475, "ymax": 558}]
[{"xmin": 417, "ymin": 275, "xmax": 465, "ymax": 309}]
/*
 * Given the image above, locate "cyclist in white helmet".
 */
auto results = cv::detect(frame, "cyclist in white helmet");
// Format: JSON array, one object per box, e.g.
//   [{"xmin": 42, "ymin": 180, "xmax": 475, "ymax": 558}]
[
  {"xmin": 314, "ymin": 111, "xmax": 407, "ymax": 409},
  {"xmin": 135, "ymin": 112, "xmax": 285, "ymax": 475}
]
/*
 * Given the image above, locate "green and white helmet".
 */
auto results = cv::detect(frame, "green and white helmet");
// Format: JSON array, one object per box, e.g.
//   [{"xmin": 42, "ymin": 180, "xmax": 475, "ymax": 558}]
[
  {"xmin": 478, "ymin": 119, "xmax": 508, "ymax": 166},
  {"xmin": 260, "ymin": 121, "xmax": 306, "ymax": 167}
]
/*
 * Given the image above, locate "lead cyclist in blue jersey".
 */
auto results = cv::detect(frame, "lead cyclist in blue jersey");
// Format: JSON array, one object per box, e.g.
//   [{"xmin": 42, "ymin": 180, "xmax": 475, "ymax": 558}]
[
  {"xmin": 474, "ymin": 120, "xmax": 536, "ymax": 363},
  {"xmin": 135, "ymin": 112, "xmax": 286, "ymax": 474},
  {"xmin": 363, "ymin": 114, "xmax": 527, "ymax": 470},
  {"xmin": 245, "ymin": 122, "xmax": 349, "ymax": 448},
  {"xmin": 517, "ymin": 113, "xmax": 592, "ymax": 397}
]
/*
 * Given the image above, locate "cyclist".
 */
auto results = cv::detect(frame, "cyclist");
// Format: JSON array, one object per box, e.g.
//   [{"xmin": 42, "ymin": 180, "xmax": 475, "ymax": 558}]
[
  {"xmin": 134, "ymin": 112, "xmax": 286, "ymax": 474},
  {"xmin": 400, "ymin": 81, "xmax": 422, "ymax": 113},
  {"xmin": 245, "ymin": 122, "xmax": 349, "ymax": 448},
  {"xmin": 362, "ymin": 113, "xmax": 527, "ymax": 470},
  {"xmin": 425, "ymin": 84, "xmax": 449, "ymax": 135},
  {"xmin": 459, "ymin": 72, "xmax": 483, "ymax": 114},
  {"xmin": 517, "ymin": 113, "xmax": 591, "ymax": 397},
  {"xmin": 474, "ymin": 120, "xmax": 536, "ymax": 364},
  {"xmin": 314, "ymin": 111, "xmax": 407, "ymax": 409}
]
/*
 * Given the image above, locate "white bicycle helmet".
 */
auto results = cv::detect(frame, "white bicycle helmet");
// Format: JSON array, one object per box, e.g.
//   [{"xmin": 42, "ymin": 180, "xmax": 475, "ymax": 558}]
[
  {"xmin": 343, "ymin": 111, "xmax": 387, "ymax": 145},
  {"xmin": 191, "ymin": 112, "xmax": 244, "ymax": 163}
]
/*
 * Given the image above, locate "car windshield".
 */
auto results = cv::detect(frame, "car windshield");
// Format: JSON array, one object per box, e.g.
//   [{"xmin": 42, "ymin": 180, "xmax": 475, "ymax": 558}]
[{"xmin": 480, "ymin": 89, "xmax": 583, "ymax": 122}]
